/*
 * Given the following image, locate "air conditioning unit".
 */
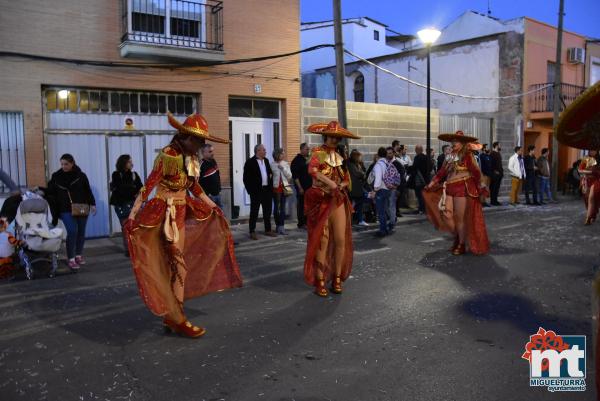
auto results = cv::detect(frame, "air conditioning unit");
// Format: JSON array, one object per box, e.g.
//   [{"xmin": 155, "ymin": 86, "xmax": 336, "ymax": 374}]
[{"xmin": 567, "ymin": 47, "xmax": 585, "ymax": 64}]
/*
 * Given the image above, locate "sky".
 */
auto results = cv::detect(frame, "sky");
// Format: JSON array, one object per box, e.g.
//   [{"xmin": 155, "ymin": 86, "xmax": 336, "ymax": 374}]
[{"xmin": 301, "ymin": 0, "xmax": 600, "ymax": 39}]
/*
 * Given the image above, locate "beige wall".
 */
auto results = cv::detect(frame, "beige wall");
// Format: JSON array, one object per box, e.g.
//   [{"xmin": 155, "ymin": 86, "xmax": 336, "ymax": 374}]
[
  {"xmin": 301, "ymin": 98, "xmax": 438, "ymax": 165},
  {"xmin": 0, "ymin": 0, "xmax": 301, "ymax": 187}
]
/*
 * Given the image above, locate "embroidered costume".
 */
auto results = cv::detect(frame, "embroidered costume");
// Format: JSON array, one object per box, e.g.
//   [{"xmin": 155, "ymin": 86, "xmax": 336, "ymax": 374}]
[
  {"xmin": 578, "ymin": 155, "xmax": 600, "ymax": 224},
  {"xmin": 422, "ymin": 131, "xmax": 490, "ymax": 255},
  {"xmin": 125, "ymin": 113, "xmax": 242, "ymax": 337},
  {"xmin": 303, "ymin": 121, "xmax": 360, "ymax": 296}
]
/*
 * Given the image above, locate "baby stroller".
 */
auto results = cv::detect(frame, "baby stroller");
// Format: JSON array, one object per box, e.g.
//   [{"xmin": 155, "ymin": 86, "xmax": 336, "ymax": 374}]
[{"xmin": 14, "ymin": 191, "xmax": 65, "ymax": 279}]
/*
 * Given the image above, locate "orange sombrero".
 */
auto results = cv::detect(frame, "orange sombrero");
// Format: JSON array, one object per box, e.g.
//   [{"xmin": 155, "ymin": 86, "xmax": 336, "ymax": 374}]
[
  {"xmin": 307, "ymin": 121, "xmax": 360, "ymax": 139},
  {"xmin": 438, "ymin": 130, "xmax": 478, "ymax": 143},
  {"xmin": 556, "ymin": 81, "xmax": 600, "ymax": 150},
  {"xmin": 167, "ymin": 112, "xmax": 230, "ymax": 144}
]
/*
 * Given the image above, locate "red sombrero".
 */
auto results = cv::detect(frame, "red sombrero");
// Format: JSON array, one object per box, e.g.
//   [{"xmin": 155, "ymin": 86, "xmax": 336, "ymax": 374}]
[
  {"xmin": 438, "ymin": 130, "xmax": 478, "ymax": 143},
  {"xmin": 307, "ymin": 121, "xmax": 360, "ymax": 139},
  {"xmin": 167, "ymin": 112, "xmax": 230, "ymax": 144},
  {"xmin": 556, "ymin": 81, "xmax": 600, "ymax": 150}
]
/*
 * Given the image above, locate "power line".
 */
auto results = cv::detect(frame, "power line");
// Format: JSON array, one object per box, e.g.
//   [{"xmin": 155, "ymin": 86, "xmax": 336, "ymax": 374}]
[
  {"xmin": 344, "ymin": 49, "xmax": 552, "ymax": 100},
  {"xmin": 0, "ymin": 44, "xmax": 334, "ymax": 69}
]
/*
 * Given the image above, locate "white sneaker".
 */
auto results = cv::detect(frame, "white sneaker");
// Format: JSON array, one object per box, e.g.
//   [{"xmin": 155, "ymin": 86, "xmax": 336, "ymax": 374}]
[{"xmin": 358, "ymin": 221, "xmax": 370, "ymax": 226}]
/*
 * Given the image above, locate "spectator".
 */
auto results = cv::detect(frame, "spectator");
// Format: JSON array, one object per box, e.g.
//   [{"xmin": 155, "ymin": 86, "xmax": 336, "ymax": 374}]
[
  {"xmin": 391, "ymin": 150, "xmax": 407, "ymax": 218},
  {"xmin": 490, "ymin": 141, "xmax": 504, "ymax": 206},
  {"xmin": 47, "ymin": 154, "xmax": 96, "ymax": 270},
  {"xmin": 437, "ymin": 144, "xmax": 451, "ymax": 171},
  {"xmin": 524, "ymin": 145, "xmax": 540, "ymax": 205},
  {"xmin": 363, "ymin": 154, "xmax": 379, "ymax": 223},
  {"xmin": 536, "ymin": 147, "xmax": 553, "ymax": 204},
  {"xmin": 427, "ymin": 148, "xmax": 437, "ymax": 176},
  {"xmin": 479, "ymin": 144, "xmax": 492, "ymax": 207},
  {"xmin": 384, "ymin": 146, "xmax": 402, "ymax": 231},
  {"xmin": 199, "ymin": 143, "xmax": 223, "ymax": 209},
  {"xmin": 109, "ymin": 154, "xmax": 143, "ymax": 257},
  {"xmin": 291, "ymin": 143, "xmax": 311, "ymax": 229},
  {"xmin": 397, "ymin": 144, "xmax": 412, "ymax": 208},
  {"xmin": 508, "ymin": 146, "xmax": 526, "ymax": 205},
  {"xmin": 411, "ymin": 145, "xmax": 429, "ymax": 214},
  {"xmin": 243, "ymin": 144, "xmax": 276, "ymax": 240},
  {"xmin": 272, "ymin": 148, "xmax": 293, "ymax": 235},
  {"xmin": 371, "ymin": 147, "xmax": 391, "ymax": 237},
  {"xmin": 348, "ymin": 149, "xmax": 369, "ymax": 226}
]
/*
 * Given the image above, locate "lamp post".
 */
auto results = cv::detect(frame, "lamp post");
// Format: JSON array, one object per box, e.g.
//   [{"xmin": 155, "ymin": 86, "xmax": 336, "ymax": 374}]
[{"xmin": 417, "ymin": 28, "xmax": 441, "ymax": 181}]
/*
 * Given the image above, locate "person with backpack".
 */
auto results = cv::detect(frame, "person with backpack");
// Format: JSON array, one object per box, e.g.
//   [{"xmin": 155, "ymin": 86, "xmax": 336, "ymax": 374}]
[
  {"xmin": 109, "ymin": 154, "xmax": 143, "ymax": 257},
  {"xmin": 383, "ymin": 146, "xmax": 402, "ymax": 231},
  {"xmin": 370, "ymin": 147, "xmax": 392, "ymax": 237}
]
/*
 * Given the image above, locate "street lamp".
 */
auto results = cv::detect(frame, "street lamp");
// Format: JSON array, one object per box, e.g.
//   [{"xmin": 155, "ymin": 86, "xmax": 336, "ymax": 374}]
[{"xmin": 417, "ymin": 28, "xmax": 441, "ymax": 181}]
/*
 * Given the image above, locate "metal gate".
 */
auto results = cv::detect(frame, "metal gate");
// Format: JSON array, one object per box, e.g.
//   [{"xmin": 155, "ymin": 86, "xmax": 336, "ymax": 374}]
[{"xmin": 439, "ymin": 115, "xmax": 493, "ymax": 148}]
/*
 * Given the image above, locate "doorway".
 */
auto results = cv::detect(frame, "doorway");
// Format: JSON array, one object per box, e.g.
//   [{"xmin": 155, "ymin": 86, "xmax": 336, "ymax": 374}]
[{"xmin": 230, "ymin": 117, "xmax": 280, "ymax": 217}]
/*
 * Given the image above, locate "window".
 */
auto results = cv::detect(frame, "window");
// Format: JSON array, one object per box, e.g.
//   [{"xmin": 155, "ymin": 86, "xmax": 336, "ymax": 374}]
[
  {"xmin": 374, "ymin": 30, "xmax": 380, "ymax": 41},
  {"xmin": 354, "ymin": 74, "xmax": 365, "ymax": 102},
  {"xmin": 229, "ymin": 98, "xmax": 279, "ymax": 118},
  {"xmin": 0, "ymin": 112, "xmax": 27, "ymax": 193},
  {"xmin": 44, "ymin": 88, "xmax": 196, "ymax": 115}
]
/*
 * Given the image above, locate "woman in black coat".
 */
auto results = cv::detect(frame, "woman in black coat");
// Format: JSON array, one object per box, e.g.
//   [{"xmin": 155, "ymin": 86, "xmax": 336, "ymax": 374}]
[
  {"xmin": 110, "ymin": 154, "xmax": 143, "ymax": 256},
  {"xmin": 47, "ymin": 154, "xmax": 96, "ymax": 270},
  {"xmin": 348, "ymin": 150, "xmax": 369, "ymax": 226}
]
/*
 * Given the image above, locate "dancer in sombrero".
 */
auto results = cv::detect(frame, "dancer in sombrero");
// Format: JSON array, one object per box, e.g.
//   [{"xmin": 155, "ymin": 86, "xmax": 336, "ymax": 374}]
[
  {"xmin": 578, "ymin": 150, "xmax": 600, "ymax": 225},
  {"xmin": 125, "ymin": 113, "xmax": 242, "ymax": 338},
  {"xmin": 423, "ymin": 130, "xmax": 490, "ymax": 255},
  {"xmin": 303, "ymin": 121, "xmax": 360, "ymax": 296}
]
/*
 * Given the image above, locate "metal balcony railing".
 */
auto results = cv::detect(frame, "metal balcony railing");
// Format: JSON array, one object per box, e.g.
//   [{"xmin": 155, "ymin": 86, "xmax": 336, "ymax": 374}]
[
  {"xmin": 529, "ymin": 82, "xmax": 586, "ymax": 113},
  {"xmin": 121, "ymin": 0, "xmax": 223, "ymax": 51}
]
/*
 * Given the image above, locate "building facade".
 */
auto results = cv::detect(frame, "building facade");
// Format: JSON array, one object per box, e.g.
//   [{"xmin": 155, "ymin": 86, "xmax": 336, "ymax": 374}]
[{"xmin": 0, "ymin": 0, "xmax": 301, "ymax": 236}]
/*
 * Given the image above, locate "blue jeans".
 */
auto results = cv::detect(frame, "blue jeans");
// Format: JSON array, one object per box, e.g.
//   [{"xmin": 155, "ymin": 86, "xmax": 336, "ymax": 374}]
[
  {"xmin": 60, "ymin": 212, "xmax": 88, "ymax": 259},
  {"xmin": 375, "ymin": 189, "xmax": 390, "ymax": 234},
  {"xmin": 352, "ymin": 195, "xmax": 365, "ymax": 224},
  {"xmin": 538, "ymin": 176, "xmax": 552, "ymax": 203},
  {"xmin": 208, "ymin": 194, "xmax": 223, "ymax": 209},
  {"xmin": 387, "ymin": 189, "xmax": 397, "ymax": 230},
  {"xmin": 273, "ymin": 192, "xmax": 287, "ymax": 227}
]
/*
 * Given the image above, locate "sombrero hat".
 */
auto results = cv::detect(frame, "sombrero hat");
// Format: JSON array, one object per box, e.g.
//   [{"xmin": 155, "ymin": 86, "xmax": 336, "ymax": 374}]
[
  {"xmin": 556, "ymin": 80, "xmax": 600, "ymax": 150},
  {"xmin": 307, "ymin": 121, "xmax": 360, "ymax": 139},
  {"xmin": 168, "ymin": 112, "xmax": 230, "ymax": 144},
  {"xmin": 438, "ymin": 130, "xmax": 478, "ymax": 143}
]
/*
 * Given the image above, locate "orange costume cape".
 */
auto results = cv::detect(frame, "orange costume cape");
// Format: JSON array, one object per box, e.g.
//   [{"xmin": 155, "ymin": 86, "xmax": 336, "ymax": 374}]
[{"xmin": 125, "ymin": 145, "xmax": 242, "ymax": 317}]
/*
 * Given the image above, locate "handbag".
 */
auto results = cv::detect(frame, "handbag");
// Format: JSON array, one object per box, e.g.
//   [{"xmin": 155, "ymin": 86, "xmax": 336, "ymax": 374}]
[
  {"xmin": 67, "ymin": 191, "xmax": 90, "ymax": 217},
  {"xmin": 283, "ymin": 184, "xmax": 294, "ymax": 197}
]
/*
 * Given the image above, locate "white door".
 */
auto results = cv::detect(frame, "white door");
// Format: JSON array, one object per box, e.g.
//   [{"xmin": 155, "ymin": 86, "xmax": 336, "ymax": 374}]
[
  {"xmin": 106, "ymin": 135, "xmax": 146, "ymax": 234},
  {"xmin": 46, "ymin": 134, "xmax": 109, "ymax": 237},
  {"xmin": 230, "ymin": 118, "xmax": 277, "ymax": 217}
]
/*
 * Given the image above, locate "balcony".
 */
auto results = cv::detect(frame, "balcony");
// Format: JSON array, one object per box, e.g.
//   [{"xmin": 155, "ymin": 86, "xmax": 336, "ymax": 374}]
[
  {"xmin": 120, "ymin": 0, "xmax": 224, "ymax": 63},
  {"xmin": 528, "ymin": 82, "xmax": 586, "ymax": 119}
]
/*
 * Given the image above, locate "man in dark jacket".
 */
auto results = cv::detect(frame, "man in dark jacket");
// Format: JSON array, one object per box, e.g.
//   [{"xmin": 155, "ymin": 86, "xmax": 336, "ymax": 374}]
[
  {"xmin": 523, "ymin": 145, "xmax": 540, "ymax": 205},
  {"xmin": 199, "ymin": 144, "xmax": 223, "ymax": 209},
  {"xmin": 479, "ymin": 144, "xmax": 493, "ymax": 207},
  {"xmin": 243, "ymin": 144, "xmax": 276, "ymax": 239},
  {"xmin": 290, "ymin": 143, "xmax": 311, "ymax": 228},
  {"xmin": 437, "ymin": 145, "xmax": 450, "ymax": 171},
  {"xmin": 490, "ymin": 141, "xmax": 504, "ymax": 206},
  {"xmin": 411, "ymin": 145, "xmax": 429, "ymax": 214}
]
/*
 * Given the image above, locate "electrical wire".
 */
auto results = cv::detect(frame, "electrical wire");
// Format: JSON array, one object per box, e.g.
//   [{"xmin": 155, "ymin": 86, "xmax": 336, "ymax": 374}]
[{"xmin": 344, "ymin": 49, "xmax": 553, "ymax": 100}]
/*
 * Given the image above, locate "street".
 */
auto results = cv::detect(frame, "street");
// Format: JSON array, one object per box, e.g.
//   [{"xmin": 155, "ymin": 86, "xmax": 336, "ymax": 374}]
[{"xmin": 0, "ymin": 199, "xmax": 596, "ymax": 401}]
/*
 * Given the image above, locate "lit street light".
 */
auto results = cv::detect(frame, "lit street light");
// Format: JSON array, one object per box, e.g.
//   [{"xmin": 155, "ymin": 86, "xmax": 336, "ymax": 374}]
[{"xmin": 417, "ymin": 28, "xmax": 441, "ymax": 181}]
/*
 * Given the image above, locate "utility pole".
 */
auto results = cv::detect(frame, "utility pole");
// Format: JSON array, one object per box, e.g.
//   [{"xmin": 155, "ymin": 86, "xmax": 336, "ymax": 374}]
[
  {"xmin": 551, "ymin": 0, "xmax": 564, "ymax": 198},
  {"xmin": 426, "ymin": 45, "xmax": 432, "ymax": 181},
  {"xmin": 333, "ymin": 0, "xmax": 347, "ymax": 130}
]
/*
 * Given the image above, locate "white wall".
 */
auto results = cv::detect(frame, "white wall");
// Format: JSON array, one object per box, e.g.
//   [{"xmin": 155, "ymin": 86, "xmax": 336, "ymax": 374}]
[
  {"xmin": 361, "ymin": 38, "xmax": 501, "ymax": 115},
  {"xmin": 301, "ymin": 19, "xmax": 399, "ymax": 72}
]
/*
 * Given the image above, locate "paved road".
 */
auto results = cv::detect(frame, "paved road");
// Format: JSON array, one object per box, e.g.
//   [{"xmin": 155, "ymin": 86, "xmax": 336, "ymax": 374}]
[{"xmin": 0, "ymin": 200, "xmax": 597, "ymax": 401}]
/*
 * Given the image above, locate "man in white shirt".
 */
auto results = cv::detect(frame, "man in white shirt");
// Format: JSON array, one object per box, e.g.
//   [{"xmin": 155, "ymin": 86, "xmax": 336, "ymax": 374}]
[
  {"xmin": 508, "ymin": 146, "xmax": 526, "ymax": 205},
  {"xmin": 243, "ymin": 144, "xmax": 277, "ymax": 239}
]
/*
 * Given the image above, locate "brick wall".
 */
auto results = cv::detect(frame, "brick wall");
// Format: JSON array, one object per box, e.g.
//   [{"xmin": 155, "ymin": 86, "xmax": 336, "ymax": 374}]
[
  {"xmin": 301, "ymin": 98, "xmax": 439, "ymax": 166},
  {"xmin": 0, "ymin": 0, "xmax": 301, "ymax": 188}
]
